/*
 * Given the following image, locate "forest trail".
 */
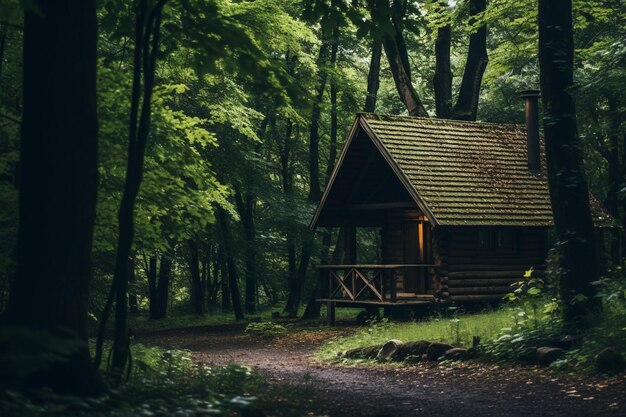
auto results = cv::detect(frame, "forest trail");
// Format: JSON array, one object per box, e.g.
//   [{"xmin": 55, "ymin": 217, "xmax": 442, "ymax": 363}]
[{"xmin": 138, "ymin": 324, "xmax": 625, "ymax": 417}]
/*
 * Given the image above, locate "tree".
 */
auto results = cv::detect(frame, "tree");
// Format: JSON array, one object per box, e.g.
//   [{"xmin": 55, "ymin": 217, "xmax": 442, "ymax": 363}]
[
  {"xmin": 1, "ymin": 0, "xmax": 102, "ymax": 394},
  {"xmin": 538, "ymin": 0, "xmax": 599, "ymax": 327}
]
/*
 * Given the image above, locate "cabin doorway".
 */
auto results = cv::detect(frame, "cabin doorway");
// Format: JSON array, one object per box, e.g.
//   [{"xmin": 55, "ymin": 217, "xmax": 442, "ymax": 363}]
[{"xmin": 381, "ymin": 218, "xmax": 432, "ymax": 294}]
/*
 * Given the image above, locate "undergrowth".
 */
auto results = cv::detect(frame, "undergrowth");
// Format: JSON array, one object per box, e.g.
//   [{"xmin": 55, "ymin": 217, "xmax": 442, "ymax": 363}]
[
  {"xmin": 1, "ymin": 344, "xmax": 316, "ymax": 417},
  {"xmin": 319, "ymin": 265, "xmax": 626, "ymax": 375}
]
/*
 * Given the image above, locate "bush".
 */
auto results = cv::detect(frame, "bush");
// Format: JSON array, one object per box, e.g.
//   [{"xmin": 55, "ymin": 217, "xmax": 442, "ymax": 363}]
[
  {"xmin": 1, "ymin": 344, "xmax": 266, "ymax": 417},
  {"xmin": 244, "ymin": 321, "xmax": 288, "ymax": 339},
  {"xmin": 480, "ymin": 269, "xmax": 563, "ymax": 363}
]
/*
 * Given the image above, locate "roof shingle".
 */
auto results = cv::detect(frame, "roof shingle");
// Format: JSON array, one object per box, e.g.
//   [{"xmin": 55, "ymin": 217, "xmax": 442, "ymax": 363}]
[{"xmin": 361, "ymin": 113, "xmax": 611, "ymax": 227}]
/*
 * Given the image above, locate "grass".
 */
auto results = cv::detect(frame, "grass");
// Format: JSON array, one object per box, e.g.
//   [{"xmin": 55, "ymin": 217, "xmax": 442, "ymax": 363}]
[
  {"xmin": 317, "ymin": 308, "xmax": 517, "ymax": 361},
  {"xmin": 126, "ymin": 303, "xmax": 359, "ymax": 334}
]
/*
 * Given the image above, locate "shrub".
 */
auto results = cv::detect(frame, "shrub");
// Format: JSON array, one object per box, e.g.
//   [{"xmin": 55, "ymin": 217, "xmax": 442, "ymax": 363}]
[{"xmin": 244, "ymin": 321, "xmax": 288, "ymax": 338}]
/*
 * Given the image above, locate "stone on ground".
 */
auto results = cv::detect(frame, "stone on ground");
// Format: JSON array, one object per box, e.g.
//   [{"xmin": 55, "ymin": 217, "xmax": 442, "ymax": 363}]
[
  {"xmin": 536, "ymin": 347, "xmax": 565, "ymax": 366},
  {"xmin": 391, "ymin": 340, "xmax": 431, "ymax": 361},
  {"xmin": 595, "ymin": 347, "xmax": 625, "ymax": 374},
  {"xmin": 443, "ymin": 347, "xmax": 469, "ymax": 361},
  {"xmin": 426, "ymin": 342, "xmax": 454, "ymax": 361},
  {"xmin": 377, "ymin": 339, "xmax": 403, "ymax": 361},
  {"xmin": 343, "ymin": 344, "xmax": 383, "ymax": 359}
]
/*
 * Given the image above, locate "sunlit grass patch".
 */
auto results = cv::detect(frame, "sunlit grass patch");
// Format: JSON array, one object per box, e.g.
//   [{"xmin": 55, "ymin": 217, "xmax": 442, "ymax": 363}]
[{"xmin": 317, "ymin": 308, "xmax": 517, "ymax": 361}]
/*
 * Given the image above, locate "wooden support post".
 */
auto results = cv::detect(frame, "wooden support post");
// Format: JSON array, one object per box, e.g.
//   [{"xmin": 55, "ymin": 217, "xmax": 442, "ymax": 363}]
[
  {"xmin": 391, "ymin": 269, "xmax": 397, "ymax": 303},
  {"xmin": 344, "ymin": 225, "xmax": 357, "ymax": 264},
  {"xmin": 327, "ymin": 301, "xmax": 336, "ymax": 326}
]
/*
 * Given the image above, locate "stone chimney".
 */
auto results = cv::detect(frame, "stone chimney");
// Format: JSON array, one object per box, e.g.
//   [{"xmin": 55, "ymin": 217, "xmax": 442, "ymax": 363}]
[{"xmin": 520, "ymin": 90, "xmax": 541, "ymax": 173}]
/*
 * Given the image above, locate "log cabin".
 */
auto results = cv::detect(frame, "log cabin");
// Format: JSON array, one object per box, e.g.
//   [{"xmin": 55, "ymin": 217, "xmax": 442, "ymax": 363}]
[{"xmin": 310, "ymin": 91, "xmax": 612, "ymax": 324}]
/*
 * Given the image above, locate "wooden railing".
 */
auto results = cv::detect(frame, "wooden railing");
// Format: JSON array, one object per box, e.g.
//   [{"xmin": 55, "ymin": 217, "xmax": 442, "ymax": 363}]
[{"xmin": 316, "ymin": 264, "xmax": 436, "ymax": 303}]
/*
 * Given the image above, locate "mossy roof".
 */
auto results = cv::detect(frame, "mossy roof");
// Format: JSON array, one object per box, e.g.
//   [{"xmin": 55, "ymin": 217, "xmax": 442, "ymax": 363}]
[{"xmin": 357, "ymin": 113, "xmax": 611, "ymax": 227}]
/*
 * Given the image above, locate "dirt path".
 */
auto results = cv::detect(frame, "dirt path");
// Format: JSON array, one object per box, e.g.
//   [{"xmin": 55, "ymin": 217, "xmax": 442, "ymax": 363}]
[{"xmin": 138, "ymin": 324, "xmax": 625, "ymax": 417}]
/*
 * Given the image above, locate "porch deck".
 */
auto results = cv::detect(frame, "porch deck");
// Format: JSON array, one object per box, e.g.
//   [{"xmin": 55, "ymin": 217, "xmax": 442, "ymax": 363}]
[{"xmin": 315, "ymin": 264, "xmax": 438, "ymax": 325}]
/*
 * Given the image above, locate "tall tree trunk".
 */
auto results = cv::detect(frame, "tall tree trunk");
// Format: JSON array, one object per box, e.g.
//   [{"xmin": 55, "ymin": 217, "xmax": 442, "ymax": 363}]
[
  {"xmin": 0, "ymin": 24, "xmax": 7, "ymax": 82},
  {"xmin": 364, "ymin": 37, "xmax": 383, "ymax": 113},
  {"xmin": 188, "ymin": 239, "xmax": 203, "ymax": 315},
  {"xmin": 128, "ymin": 255, "xmax": 139, "ymax": 316},
  {"xmin": 2, "ymin": 0, "xmax": 102, "ymax": 394},
  {"xmin": 308, "ymin": 38, "xmax": 331, "ymax": 202},
  {"xmin": 286, "ymin": 236, "xmax": 313, "ymax": 317},
  {"xmin": 280, "ymin": 118, "xmax": 300, "ymax": 315},
  {"xmin": 108, "ymin": 0, "xmax": 166, "ymax": 379},
  {"xmin": 233, "ymin": 117, "xmax": 268, "ymax": 314},
  {"xmin": 301, "ymin": 26, "xmax": 340, "ymax": 320},
  {"xmin": 218, "ymin": 244, "xmax": 230, "ymax": 311},
  {"xmin": 451, "ymin": 0, "xmax": 488, "ymax": 121},
  {"xmin": 538, "ymin": 0, "xmax": 599, "ymax": 327},
  {"xmin": 155, "ymin": 252, "xmax": 172, "ymax": 319},
  {"xmin": 602, "ymin": 94, "xmax": 624, "ymax": 263},
  {"xmin": 433, "ymin": 2, "xmax": 452, "ymax": 119},
  {"xmin": 382, "ymin": 32, "xmax": 428, "ymax": 117},
  {"xmin": 234, "ymin": 188, "xmax": 257, "ymax": 314},
  {"xmin": 147, "ymin": 255, "xmax": 159, "ymax": 319},
  {"xmin": 216, "ymin": 207, "xmax": 244, "ymax": 320}
]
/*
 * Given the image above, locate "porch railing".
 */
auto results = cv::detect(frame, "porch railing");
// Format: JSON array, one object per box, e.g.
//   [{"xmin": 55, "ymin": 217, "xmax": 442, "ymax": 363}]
[{"xmin": 316, "ymin": 264, "xmax": 437, "ymax": 303}]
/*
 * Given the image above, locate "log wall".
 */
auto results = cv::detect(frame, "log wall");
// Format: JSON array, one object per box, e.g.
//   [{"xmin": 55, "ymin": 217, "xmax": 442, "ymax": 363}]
[{"xmin": 432, "ymin": 226, "xmax": 549, "ymax": 302}]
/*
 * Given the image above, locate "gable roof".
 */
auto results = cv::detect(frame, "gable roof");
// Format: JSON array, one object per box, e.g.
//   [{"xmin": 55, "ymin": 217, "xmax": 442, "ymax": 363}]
[{"xmin": 312, "ymin": 113, "xmax": 612, "ymax": 228}]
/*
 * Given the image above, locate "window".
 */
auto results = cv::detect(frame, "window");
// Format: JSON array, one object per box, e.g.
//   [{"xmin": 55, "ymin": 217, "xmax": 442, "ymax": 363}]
[
  {"xmin": 477, "ymin": 228, "xmax": 517, "ymax": 251},
  {"xmin": 496, "ymin": 229, "xmax": 516, "ymax": 249}
]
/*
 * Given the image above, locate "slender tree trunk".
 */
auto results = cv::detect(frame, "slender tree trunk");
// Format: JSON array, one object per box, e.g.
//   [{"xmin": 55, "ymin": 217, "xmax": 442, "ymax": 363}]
[
  {"xmin": 287, "ymin": 236, "xmax": 313, "ymax": 317},
  {"xmin": 364, "ymin": 37, "xmax": 382, "ymax": 113},
  {"xmin": 216, "ymin": 207, "xmax": 244, "ymax": 320},
  {"xmin": 602, "ymin": 94, "xmax": 624, "ymax": 263},
  {"xmin": 538, "ymin": 0, "xmax": 599, "ymax": 327},
  {"xmin": 451, "ymin": 0, "xmax": 488, "ymax": 121},
  {"xmin": 188, "ymin": 239, "xmax": 203, "ymax": 315},
  {"xmin": 155, "ymin": 252, "xmax": 172, "ymax": 319},
  {"xmin": 371, "ymin": 0, "xmax": 427, "ymax": 116},
  {"xmin": 301, "ymin": 27, "xmax": 340, "ymax": 319},
  {"xmin": 147, "ymin": 255, "xmax": 159, "ymax": 318},
  {"xmin": 201, "ymin": 256, "xmax": 208, "ymax": 308},
  {"xmin": 382, "ymin": 32, "xmax": 428, "ymax": 117},
  {"xmin": 1, "ymin": 0, "xmax": 102, "ymax": 395},
  {"xmin": 128, "ymin": 255, "xmax": 139, "ymax": 316},
  {"xmin": 218, "ymin": 244, "xmax": 230, "ymax": 311},
  {"xmin": 108, "ymin": 0, "xmax": 166, "ymax": 379},
  {"xmin": 433, "ymin": 2, "xmax": 452, "ymax": 119},
  {"xmin": 308, "ymin": 24, "xmax": 332, "ymax": 202},
  {"xmin": 235, "ymin": 189, "xmax": 257, "ymax": 314},
  {"xmin": 0, "ymin": 24, "xmax": 7, "ymax": 82}
]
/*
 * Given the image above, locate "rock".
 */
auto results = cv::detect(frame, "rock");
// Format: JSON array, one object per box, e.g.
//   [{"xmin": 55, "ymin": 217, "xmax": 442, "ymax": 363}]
[
  {"xmin": 443, "ymin": 347, "xmax": 469, "ymax": 361},
  {"xmin": 377, "ymin": 339, "xmax": 403, "ymax": 361},
  {"xmin": 343, "ymin": 344, "xmax": 383, "ymax": 359},
  {"xmin": 271, "ymin": 311, "xmax": 280, "ymax": 319},
  {"xmin": 390, "ymin": 340, "xmax": 431, "ymax": 361},
  {"xmin": 536, "ymin": 347, "xmax": 565, "ymax": 366},
  {"xmin": 426, "ymin": 342, "xmax": 454, "ymax": 361},
  {"xmin": 595, "ymin": 347, "xmax": 625, "ymax": 374}
]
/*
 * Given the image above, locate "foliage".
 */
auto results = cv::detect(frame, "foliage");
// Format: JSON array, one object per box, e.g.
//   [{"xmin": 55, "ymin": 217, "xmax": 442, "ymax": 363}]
[
  {"xmin": 553, "ymin": 270, "xmax": 626, "ymax": 372},
  {"xmin": 0, "ymin": 327, "xmax": 85, "ymax": 382},
  {"xmin": 1, "ymin": 344, "xmax": 270, "ymax": 417},
  {"xmin": 244, "ymin": 321, "xmax": 289, "ymax": 339},
  {"xmin": 480, "ymin": 269, "xmax": 562, "ymax": 362}
]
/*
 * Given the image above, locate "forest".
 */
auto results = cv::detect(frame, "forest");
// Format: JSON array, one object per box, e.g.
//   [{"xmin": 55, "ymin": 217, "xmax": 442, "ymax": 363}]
[{"xmin": 0, "ymin": 0, "xmax": 625, "ymax": 416}]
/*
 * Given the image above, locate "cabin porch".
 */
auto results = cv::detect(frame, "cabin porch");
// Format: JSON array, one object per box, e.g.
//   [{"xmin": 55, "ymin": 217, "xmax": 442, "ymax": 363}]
[
  {"xmin": 316, "ymin": 263, "xmax": 438, "ymax": 325},
  {"xmin": 314, "ymin": 210, "xmax": 441, "ymax": 325}
]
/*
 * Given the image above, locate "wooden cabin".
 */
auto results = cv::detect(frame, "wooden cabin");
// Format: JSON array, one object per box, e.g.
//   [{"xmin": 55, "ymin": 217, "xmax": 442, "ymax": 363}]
[{"xmin": 310, "ymin": 93, "xmax": 612, "ymax": 324}]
